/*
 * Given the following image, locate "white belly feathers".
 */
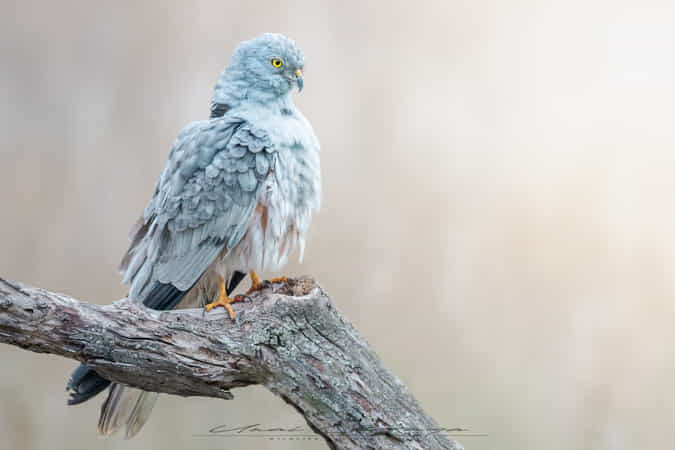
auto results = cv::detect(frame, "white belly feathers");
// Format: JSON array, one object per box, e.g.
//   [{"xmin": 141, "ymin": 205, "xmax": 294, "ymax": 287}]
[{"xmin": 216, "ymin": 172, "xmax": 312, "ymax": 277}]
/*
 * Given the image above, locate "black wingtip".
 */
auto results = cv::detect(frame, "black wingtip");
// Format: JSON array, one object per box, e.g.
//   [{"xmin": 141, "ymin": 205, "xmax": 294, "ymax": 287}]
[
  {"xmin": 66, "ymin": 364, "xmax": 111, "ymax": 405},
  {"xmin": 227, "ymin": 270, "xmax": 246, "ymax": 295},
  {"xmin": 142, "ymin": 282, "xmax": 190, "ymax": 310},
  {"xmin": 65, "ymin": 272, "xmax": 246, "ymax": 406},
  {"xmin": 210, "ymin": 102, "xmax": 230, "ymax": 119}
]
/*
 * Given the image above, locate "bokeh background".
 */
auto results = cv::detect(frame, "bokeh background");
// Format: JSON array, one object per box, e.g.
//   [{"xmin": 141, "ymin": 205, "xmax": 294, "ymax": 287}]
[{"xmin": 1, "ymin": 1, "xmax": 675, "ymax": 449}]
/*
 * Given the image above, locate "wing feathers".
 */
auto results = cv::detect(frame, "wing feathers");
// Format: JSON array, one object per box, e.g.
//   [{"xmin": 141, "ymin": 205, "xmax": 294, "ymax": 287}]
[{"xmin": 120, "ymin": 117, "xmax": 274, "ymax": 303}]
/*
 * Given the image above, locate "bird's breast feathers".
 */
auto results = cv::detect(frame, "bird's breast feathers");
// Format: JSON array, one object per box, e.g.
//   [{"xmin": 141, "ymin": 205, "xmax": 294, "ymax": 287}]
[{"xmin": 222, "ymin": 106, "xmax": 321, "ymax": 273}]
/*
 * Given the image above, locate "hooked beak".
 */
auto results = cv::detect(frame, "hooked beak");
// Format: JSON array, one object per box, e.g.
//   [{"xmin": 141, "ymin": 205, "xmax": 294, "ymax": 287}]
[{"xmin": 295, "ymin": 68, "xmax": 304, "ymax": 92}]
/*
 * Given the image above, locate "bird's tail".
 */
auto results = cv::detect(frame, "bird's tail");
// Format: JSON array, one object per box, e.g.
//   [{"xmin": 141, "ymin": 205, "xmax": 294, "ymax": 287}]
[
  {"xmin": 98, "ymin": 384, "xmax": 159, "ymax": 438},
  {"xmin": 67, "ymin": 365, "xmax": 158, "ymax": 438},
  {"xmin": 64, "ymin": 271, "xmax": 247, "ymax": 438}
]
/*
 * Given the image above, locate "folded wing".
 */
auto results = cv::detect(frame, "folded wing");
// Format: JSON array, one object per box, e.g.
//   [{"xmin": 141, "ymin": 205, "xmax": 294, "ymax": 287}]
[{"xmin": 119, "ymin": 116, "xmax": 276, "ymax": 303}]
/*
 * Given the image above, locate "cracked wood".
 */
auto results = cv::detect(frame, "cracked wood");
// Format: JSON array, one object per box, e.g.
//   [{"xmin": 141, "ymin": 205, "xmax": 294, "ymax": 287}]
[{"xmin": 0, "ymin": 276, "xmax": 462, "ymax": 450}]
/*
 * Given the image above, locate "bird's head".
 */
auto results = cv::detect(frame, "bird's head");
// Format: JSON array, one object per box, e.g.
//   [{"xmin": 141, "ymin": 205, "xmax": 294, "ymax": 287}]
[{"xmin": 215, "ymin": 33, "xmax": 305, "ymax": 108}]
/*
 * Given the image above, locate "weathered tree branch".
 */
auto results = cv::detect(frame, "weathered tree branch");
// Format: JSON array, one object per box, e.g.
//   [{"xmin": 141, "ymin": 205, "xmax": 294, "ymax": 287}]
[{"xmin": 0, "ymin": 276, "xmax": 461, "ymax": 449}]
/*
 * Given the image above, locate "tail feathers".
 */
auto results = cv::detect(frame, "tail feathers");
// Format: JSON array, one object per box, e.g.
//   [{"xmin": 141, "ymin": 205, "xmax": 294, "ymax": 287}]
[
  {"xmin": 98, "ymin": 384, "xmax": 159, "ymax": 439},
  {"xmin": 66, "ymin": 364, "xmax": 111, "ymax": 405},
  {"xmin": 65, "ymin": 271, "xmax": 245, "ymax": 437}
]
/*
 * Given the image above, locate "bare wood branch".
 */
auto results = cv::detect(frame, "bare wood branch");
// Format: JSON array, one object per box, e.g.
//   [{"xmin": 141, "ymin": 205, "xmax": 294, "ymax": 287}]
[{"xmin": 0, "ymin": 276, "xmax": 462, "ymax": 450}]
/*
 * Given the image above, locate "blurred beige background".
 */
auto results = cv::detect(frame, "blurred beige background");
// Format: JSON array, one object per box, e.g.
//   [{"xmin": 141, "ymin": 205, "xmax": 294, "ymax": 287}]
[{"xmin": 1, "ymin": 1, "xmax": 675, "ymax": 449}]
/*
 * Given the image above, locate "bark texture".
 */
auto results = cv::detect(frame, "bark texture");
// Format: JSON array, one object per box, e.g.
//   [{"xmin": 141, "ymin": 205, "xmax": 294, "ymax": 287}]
[{"xmin": 0, "ymin": 276, "xmax": 461, "ymax": 450}]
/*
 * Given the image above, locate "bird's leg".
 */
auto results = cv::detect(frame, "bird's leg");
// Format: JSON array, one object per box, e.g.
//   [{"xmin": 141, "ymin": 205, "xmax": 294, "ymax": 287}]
[
  {"xmin": 246, "ymin": 271, "xmax": 288, "ymax": 294},
  {"xmin": 205, "ymin": 276, "xmax": 242, "ymax": 319},
  {"xmin": 247, "ymin": 270, "xmax": 262, "ymax": 293}
]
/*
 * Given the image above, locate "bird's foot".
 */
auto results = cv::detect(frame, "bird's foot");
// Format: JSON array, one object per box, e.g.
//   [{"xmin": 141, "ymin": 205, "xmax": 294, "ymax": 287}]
[
  {"xmin": 268, "ymin": 276, "xmax": 289, "ymax": 284},
  {"xmin": 205, "ymin": 276, "xmax": 243, "ymax": 319},
  {"xmin": 245, "ymin": 271, "xmax": 289, "ymax": 295}
]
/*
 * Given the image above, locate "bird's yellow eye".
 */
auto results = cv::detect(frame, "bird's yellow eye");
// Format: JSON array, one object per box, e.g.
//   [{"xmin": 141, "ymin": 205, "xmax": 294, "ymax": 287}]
[{"xmin": 271, "ymin": 58, "xmax": 283, "ymax": 68}]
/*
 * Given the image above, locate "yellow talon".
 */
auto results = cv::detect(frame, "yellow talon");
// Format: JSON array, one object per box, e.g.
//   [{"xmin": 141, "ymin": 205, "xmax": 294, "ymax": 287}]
[
  {"xmin": 245, "ymin": 272, "xmax": 288, "ymax": 295},
  {"xmin": 204, "ymin": 276, "xmax": 240, "ymax": 319},
  {"xmin": 268, "ymin": 276, "xmax": 288, "ymax": 283}
]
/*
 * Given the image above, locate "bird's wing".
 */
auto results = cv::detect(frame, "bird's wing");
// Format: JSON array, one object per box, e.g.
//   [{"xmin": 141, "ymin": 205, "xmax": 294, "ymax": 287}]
[{"xmin": 119, "ymin": 116, "xmax": 276, "ymax": 304}]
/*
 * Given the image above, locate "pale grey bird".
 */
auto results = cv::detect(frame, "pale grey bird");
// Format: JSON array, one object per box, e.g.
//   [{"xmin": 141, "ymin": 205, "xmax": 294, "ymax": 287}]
[{"xmin": 65, "ymin": 33, "xmax": 321, "ymax": 438}]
